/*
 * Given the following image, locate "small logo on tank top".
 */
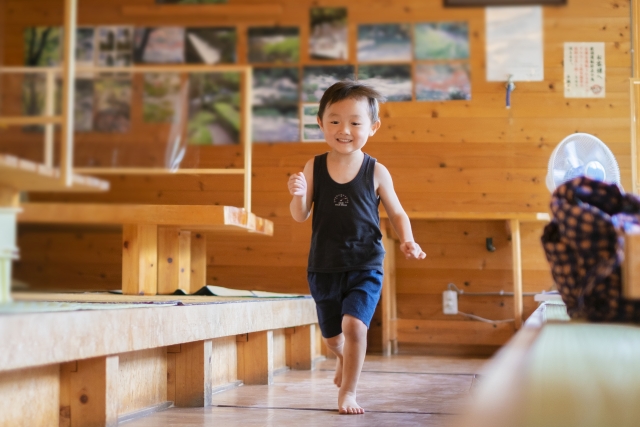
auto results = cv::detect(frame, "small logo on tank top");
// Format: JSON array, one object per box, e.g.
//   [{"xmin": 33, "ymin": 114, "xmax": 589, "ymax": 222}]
[{"xmin": 334, "ymin": 194, "xmax": 349, "ymax": 207}]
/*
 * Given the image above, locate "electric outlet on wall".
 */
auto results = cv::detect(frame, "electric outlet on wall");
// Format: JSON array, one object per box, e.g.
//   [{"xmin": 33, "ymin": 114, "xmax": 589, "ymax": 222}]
[{"xmin": 443, "ymin": 290, "xmax": 458, "ymax": 315}]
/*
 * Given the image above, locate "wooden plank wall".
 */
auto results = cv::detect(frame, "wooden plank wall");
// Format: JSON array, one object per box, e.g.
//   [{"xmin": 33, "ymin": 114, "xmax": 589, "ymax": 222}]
[{"xmin": 3, "ymin": 0, "xmax": 632, "ymax": 350}]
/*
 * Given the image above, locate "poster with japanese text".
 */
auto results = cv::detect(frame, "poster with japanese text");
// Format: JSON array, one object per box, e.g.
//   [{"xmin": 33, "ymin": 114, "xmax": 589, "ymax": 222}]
[{"xmin": 564, "ymin": 42, "xmax": 605, "ymax": 98}]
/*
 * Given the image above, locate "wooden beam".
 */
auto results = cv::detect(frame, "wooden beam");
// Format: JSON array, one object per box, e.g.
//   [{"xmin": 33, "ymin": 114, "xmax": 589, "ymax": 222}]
[
  {"xmin": 0, "ymin": 365, "xmax": 59, "ymax": 427},
  {"xmin": 237, "ymin": 331, "xmax": 274, "ymax": 385},
  {"xmin": 69, "ymin": 356, "xmax": 119, "ymax": 427},
  {"xmin": 286, "ymin": 325, "xmax": 315, "ymax": 370},
  {"xmin": 510, "ymin": 219, "xmax": 524, "ymax": 329},
  {"xmin": 243, "ymin": 67, "xmax": 253, "ymax": 213},
  {"xmin": 174, "ymin": 340, "xmax": 213, "ymax": 407},
  {"xmin": 0, "ymin": 116, "xmax": 62, "ymax": 126},
  {"xmin": 122, "ymin": 224, "xmax": 158, "ymax": 295},
  {"xmin": 190, "ymin": 233, "xmax": 207, "ymax": 293},
  {"xmin": 73, "ymin": 168, "xmax": 245, "ymax": 175},
  {"xmin": 634, "ymin": 0, "xmax": 640, "ymax": 79},
  {"xmin": 122, "ymin": 4, "xmax": 283, "ymax": 17},
  {"xmin": 381, "ymin": 211, "xmax": 550, "ymax": 221},
  {"xmin": 210, "ymin": 336, "xmax": 239, "ymax": 391}
]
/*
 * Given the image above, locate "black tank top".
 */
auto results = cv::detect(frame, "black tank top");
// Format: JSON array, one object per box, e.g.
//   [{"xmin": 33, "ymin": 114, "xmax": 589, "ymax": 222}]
[{"xmin": 308, "ymin": 152, "xmax": 385, "ymax": 273}]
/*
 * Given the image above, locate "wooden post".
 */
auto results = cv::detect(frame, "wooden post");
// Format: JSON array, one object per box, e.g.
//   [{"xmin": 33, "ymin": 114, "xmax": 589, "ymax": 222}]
[
  {"xmin": 122, "ymin": 224, "xmax": 158, "ymax": 295},
  {"xmin": 69, "ymin": 356, "xmax": 119, "ymax": 427},
  {"xmin": 172, "ymin": 340, "xmax": 213, "ymax": 407},
  {"xmin": 285, "ymin": 325, "xmax": 315, "ymax": 370},
  {"xmin": 0, "ymin": 365, "xmax": 59, "ymax": 427},
  {"xmin": 510, "ymin": 219, "xmax": 523, "ymax": 330},
  {"xmin": 158, "ymin": 227, "xmax": 179, "ymax": 294},
  {"xmin": 178, "ymin": 230, "xmax": 191, "ymax": 292},
  {"xmin": 60, "ymin": 0, "xmax": 77, "ymax": 187},
  {"xmin": 237, "ymin": 331, "xmax": 273, "ymax": 385},
  {"xmin": 243, "ymin": 69, "xmax": 252, "ymax": 213},
  {"xmin": 190, "ymin": 232, "xmax": 207, "ymax": 293},
  {"xmin": 623, "ymin": 231, "xmax": 640, "ymax": 299}
]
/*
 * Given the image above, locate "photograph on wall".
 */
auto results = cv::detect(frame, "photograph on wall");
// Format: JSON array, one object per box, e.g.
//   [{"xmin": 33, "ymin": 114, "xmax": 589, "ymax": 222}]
[
  {"xmin": 357, "ymin": 24, "xmax": 411, "ymax": 62},
  {"xmin": 76, "ymin": 27, "xmax": 96, "ymax": 68},
  {"xmin": 24, "ymin": 27, "xmax": 62, "ymax": 66},
  {"xmin": 253, "ymin": 67, "xmax": 299, "ymax": 106},
  {"xmin": 415, "ymin": 63, "xmax": 471, "ymax": 101},
  {"xmin": 301, "ymin": 104, "xmax": 324, "ymax": 142},
  {"xmin": 187, "ymin": 72, "xmax": 240, "ymax": 145},
  {"xmin": 248, "ymin": 27, "xmax": 299, "ymax": 64},
  {"xmin": 97, "ymin": 26, "xmax": 133, "ymax": 67},
  {"xmin": 357, "ymin": 64, "xmax": 412, "ymax": 102},
  {"xmin": 134, "ymin": 27, "xmax": 185, "ymax": 64},
  {"xmin": 302, "ymin": 65, "xmax": 355, "ymax": 102},
  {"xmin": 252, "ymin": 67, "xmax": 299, "ymax": 143},
  {"xmin": 74, "ymin": 79, "xmax": 95, "ymax": 132},
  {"xmin": 93, "ymin": 77, "xmax": 132, "ymax": 132},
  {"xmin": 253, "ymin": 104, "xmax": 299, "ymax": 143},
  {"xmin": 156, "ymin": 0, "xmax": 227, "ymax": 3},
  {"xmin": 185, "ymin": 27, "xmax": 236, "ymax": 64},
  {"xmin": 143, "ymin": 73, "xmax": 182, "ymax": 123},
  {"xmin": 414, "ymin": 22, "xmax": 469, "ymax": 60},
  {"xmin": 309, "ymin": 7, "xmax": 348, "ymax": 60}
]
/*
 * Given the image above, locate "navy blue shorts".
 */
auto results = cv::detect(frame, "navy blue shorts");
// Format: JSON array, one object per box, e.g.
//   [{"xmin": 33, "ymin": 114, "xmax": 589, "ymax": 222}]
[{"xmin": 307, "ymin": 269, "xmax": 383, "ymax": 338}]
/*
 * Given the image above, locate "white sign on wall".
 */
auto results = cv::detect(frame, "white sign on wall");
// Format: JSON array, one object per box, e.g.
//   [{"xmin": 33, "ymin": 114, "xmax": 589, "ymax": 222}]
[
  {"xmin": 486, "ymin": 6, "xmax": 544, "ymax": 82},
  {"xmin": 564, "ymin": 42, "xmax": 605, "ymax": 98}
]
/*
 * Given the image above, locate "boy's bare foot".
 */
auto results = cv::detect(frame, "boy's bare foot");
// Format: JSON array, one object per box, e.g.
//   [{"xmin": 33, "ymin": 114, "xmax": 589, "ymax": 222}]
[
  {"xmin": 338, "ymin": 391, "xmax": 364, "ymax": 415},
  {"xmin": 334, "ymin": 356, "xmax": 343, "ymax": 387}
]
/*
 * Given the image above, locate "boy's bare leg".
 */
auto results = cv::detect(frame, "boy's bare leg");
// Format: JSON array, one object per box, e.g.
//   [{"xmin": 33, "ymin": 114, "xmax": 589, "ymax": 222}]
[
  {"xmin": 323, "ymin": 334, "xmax": 345, "ymax": 387},
  {"xmin": 338, "ymin": 314, "xmax": 367, "ymax": 415}
]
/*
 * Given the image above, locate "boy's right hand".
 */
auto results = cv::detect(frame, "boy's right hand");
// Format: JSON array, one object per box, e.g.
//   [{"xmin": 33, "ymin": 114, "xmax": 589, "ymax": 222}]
[{"xmin": 288, "ymin": 172, "xmax": 307, "ymax": 197}]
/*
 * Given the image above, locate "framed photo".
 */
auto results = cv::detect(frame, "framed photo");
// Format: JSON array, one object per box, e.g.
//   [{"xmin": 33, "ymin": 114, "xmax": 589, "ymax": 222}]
[
  {"xmin": 302, "ymin": 65, "xmax": 355, "ymax": 102},
  {"xmin": 253, "ymin": 105, "xmax": 299, "ymax": 143},
  {"xmin": 248, "ymin": 27, "xmax": 300, "ymax": 64},
  {"xmin": 414, "ymin": 22, "xmax": 469, "ymax": 60},
  {"xmin": 185, "ymin": 27, "xmax": 236, "ymax": 64},
  {"xmin": 357, "ymin": 24, "xmax": 411, "ymax": 62},
  {"xmin": 309, "ymin": 7, "xmax": 348, "ymax": 60},
  {"xmin": 357, "ymin": 64, "xmax": 412, "ymax": 102},
  {"xmin": 134, "ymin": 27, "xmax": 185, "ymax": 64},
  {"xmin": 301, "ymin": 104, "xmax": 324, "ymax": 142},
  {"xmin": 415, "ymin": 63, "xmax": 471, "ymax": 101}
]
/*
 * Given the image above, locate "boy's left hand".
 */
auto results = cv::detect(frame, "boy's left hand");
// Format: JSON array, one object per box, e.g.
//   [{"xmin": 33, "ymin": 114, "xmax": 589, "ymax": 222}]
[{"xmin": 400, "ymin": 242, "xmax": 426, "ymax": 260}]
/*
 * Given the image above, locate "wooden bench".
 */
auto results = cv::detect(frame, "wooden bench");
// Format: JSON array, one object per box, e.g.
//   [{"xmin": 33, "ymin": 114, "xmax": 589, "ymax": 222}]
[
  {"xmin": 0, "ymin": 292, "xmax": 320, "ymax": 427},
  {"xmin": 18, "ymin": 203, "xmax": 274, "ymax": 295},
  {"xmin": 378, "ymin": 211, "xmax": 551, "ymax": 356},
  {"xmin": 460, "ymin": 300, "xmax": 640, "ymax": 427}
]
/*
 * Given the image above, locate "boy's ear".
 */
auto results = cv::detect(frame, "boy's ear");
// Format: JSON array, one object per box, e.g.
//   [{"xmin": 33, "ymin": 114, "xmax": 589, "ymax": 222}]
[
  {"xmin": 370, "ymin": 119, "xmax": 381, "ymax": 136},
  {"xmin": 316, "ymin": 116, "xmax": 323, "ymax": 130}
]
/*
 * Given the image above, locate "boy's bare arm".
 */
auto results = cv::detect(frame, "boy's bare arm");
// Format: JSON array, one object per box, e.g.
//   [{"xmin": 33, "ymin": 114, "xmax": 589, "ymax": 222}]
[
  {"xmin": 375, "ymin": 163, "xmax": 426, "ymax": 260},
  {"xmin": 288, "ymin": 159, "xmax": 314, "ymax": 222}
]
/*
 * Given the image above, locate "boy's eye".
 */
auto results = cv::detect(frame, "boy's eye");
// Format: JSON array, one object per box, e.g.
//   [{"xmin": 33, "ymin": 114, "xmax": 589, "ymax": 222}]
[
  {"xmin": 330, "ymin": 121, "xmax": 339, "ymax": 124},
  {"xmin": 352, "ymin": 122, "xmax": 361, "ymax": 126}
]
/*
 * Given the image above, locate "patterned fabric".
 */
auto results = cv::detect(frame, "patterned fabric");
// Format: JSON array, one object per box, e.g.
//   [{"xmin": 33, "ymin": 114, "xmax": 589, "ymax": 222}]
[{"xmin": 541, "ymin": 177, "xmax": 640, "ymax": 322}]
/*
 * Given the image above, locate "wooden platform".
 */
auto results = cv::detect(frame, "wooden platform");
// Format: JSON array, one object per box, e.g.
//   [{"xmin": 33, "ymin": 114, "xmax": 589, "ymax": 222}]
[
  {"xmin": 460, "ymin": 302, "xmax": 640, "ymax": 427},
  {"xmin": 18, "ymin": 203, "xmax": 274, "ymax": 295},
  {"xmin": 0, "ymin": 292, "xmax": 320, "ymax": 427},
  {"xmin": 0, "ymin": 154, "xmax": 109, "ymax": 192}
]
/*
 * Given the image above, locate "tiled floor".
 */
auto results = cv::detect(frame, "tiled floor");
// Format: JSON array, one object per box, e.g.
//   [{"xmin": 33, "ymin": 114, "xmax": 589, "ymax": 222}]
[{"xmin": 123, "ymin": 354, "xmax": 487, "ymax": 427}]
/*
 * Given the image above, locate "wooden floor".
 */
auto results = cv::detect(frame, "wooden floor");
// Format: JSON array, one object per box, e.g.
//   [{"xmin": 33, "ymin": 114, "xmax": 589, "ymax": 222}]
[{"xmin": 123, "ymin": 354, "xmax": 487, "ymax": 427}]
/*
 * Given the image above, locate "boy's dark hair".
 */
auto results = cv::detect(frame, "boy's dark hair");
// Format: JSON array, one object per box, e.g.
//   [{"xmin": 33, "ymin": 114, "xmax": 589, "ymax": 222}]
[{"xmin": 317, "ymin": 80, "xmax": 386, "ymax": 123}]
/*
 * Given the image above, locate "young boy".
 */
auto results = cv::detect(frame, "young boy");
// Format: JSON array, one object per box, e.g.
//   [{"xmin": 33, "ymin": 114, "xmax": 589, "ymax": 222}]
[{"xmin": 288, "ymin": 81, "xmax": 426, "ymax": 415}]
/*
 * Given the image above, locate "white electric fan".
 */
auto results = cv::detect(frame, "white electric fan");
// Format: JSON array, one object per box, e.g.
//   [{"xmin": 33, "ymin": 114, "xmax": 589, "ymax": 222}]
[{"xmin": 545, "ymin": 133, "xmax": 621, "ymax": 192}]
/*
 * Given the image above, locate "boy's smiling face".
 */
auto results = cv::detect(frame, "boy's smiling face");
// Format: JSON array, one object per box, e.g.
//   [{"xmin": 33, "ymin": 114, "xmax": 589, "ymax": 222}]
[{"xmin": 317, "ymin": 97, "xmax": 381, "ymax": 155}]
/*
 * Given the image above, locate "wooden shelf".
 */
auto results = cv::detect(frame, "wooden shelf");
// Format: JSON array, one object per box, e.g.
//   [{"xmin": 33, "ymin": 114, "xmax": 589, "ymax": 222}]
[
  {"xmin": 382, "ymin": 210, "xmax": 550, "ymax": 222},
  {"xmin": 0, "ymin": 155, "xmax": 109, "ymax": 193},
  {"xmin": 19, "ymin": 203, "xmax": 273, "ymax": 236}
]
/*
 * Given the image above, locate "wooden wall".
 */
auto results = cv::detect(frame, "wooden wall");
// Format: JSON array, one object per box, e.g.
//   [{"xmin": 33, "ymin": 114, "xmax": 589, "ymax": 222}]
[{"xmin": 2, "ymin": 0, "xmax": 633, "ymax": 350}]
